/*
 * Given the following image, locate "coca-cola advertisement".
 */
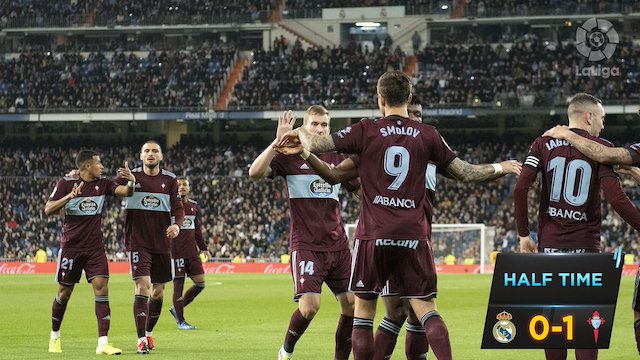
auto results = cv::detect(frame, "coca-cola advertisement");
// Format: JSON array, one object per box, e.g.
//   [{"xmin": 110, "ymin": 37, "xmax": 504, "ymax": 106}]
[
  {"xmin": 0, "ymin": 262, "xmax": 637, "ymax": 275},
  {"xmin": 0, "ymin": 262, "xmax": 36, "ymax": 274}
]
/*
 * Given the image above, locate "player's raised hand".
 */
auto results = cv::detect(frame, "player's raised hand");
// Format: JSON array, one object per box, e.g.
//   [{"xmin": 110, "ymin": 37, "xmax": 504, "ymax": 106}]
[
  {"xmin": 542, "ymin": 125, "xmax": 570, "ymax": 139},
  {"xmin": 273, "ymin": 140, "xmax": 303, "ymax": 155},
  {"xmin": 118, "ymin": 161, "xmax": 135, "ymax": 182},
  {"xmin": 166, "ymin": 224, "xmax": 180, "ymax": 239},
  {"xmin": 65, "ymin": 169, "xmax": 80, "ymax": 178},
  {"xmin": 519, "ymin": 235, "xmax": 537, "ymax": 253},
  {"xmin": 499, "ymin": 160, "xmax": 522, "ymax": 176},
  {"xmin": 69, "ymin": 181, "xmax": 84, "ymax": 199},
  {"xmin": 276, "ymin": 110, "xmax": 297, "ymax": 141},
  {"xmin": 276, "ymin": 129, "xmax": 301, "ymax": 148}
]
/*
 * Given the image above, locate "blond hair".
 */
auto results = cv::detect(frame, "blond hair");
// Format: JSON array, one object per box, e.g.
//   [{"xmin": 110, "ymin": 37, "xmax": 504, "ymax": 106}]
[{"xmin": 303, "ymin": 105, "xmax": 330, "ymax": 125}]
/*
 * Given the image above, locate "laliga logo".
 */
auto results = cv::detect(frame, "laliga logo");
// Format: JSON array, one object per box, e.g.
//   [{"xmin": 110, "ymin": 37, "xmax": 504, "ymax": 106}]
[
  {"xmin": 587, "ymin": 311, "xmax": 605, "ymax": 343},
  {"xmin": 575, "ymin": 18, "xmax": 618, "ymax": 61},
  {"xmin": 575, "ymin": 18, "xmax": 620, "ymax": 78},
  {"xmin": 492, "ymin": 311, "xmax": 516, "ymax": 343}
]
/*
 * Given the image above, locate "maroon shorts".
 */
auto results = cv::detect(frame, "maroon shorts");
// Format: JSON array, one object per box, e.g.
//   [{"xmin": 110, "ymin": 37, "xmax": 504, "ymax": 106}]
[
  {"xmin": 349, "ymin": 239, "xmax": 437, "ymax": 299},
  {"xmin": 55, "ymin": 247, "xmax": 109, "ymax": 285},
  {"xmin": 128, "ymin": 249, "xmax": 172, "ymax": 284},
  {"xmin": 171, "ymin": 256, "xmax": 204, "ymax": 279},
  {"xmin": 290, "ymin": 249, "xmax": 351, "ymax": 301}
]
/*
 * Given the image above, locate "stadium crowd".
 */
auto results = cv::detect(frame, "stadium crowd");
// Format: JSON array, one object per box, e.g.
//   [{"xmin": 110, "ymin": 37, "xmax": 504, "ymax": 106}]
[
  {"xmin": 231, "ymin": 36, "xmax": 640, "ymax": 110},
  {"xmin": 414, "ymin": 36, "xmax": 640, "ymax": 107},
  {"xmin": 230, "ymin": 42, "xmax": 406, "ymax": 110},
  {"xmin": 3, "ymin": 136, "xmax": 640, "ymax": 264},
  {"xmin": 0, "ymin": 44, "xmax": 237, "ymax": 112},
  {"xmin": 1, "ymin": 0, "xmax": 273, "ymax": 28},
  {"xmin": 0, "ymin": 32, "xmax": 638, "ymax": 112}
]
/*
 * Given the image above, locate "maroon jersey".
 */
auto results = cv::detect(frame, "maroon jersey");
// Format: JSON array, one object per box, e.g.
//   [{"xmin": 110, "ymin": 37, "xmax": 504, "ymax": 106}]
[
  {"xmin": 628, "ymin": 142, "xmax": 640, "ymax": 166},
  {"xmin": 515, "ymin": 129, "xmax": 618, "ymax": 250},
  {"xmin": 270, "ymin": 152, "xmax": 352, "ymax": 252},
  {"xmin": 352, "ymin": 155, "xmax": 438, "ymax": 233},
  {"xmin": 332, "ymin": 115, "xmax": 456, "ymax": 241},
  {"xmin": 171, "ymin": 199, "xmax": 206, "ymax": 258},
  {"xmin": 117, "ymin": 168, "xmax": 184, "ymax": 254},
  {"xmin": 49, "ymin": 177, "xmax": 117, "ymax": 251}
]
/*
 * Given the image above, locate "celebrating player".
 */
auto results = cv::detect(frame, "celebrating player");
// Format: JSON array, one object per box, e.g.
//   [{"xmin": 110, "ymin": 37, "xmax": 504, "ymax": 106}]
[
  {"xmin": 117, "ymin": 140, "xmax": 185, "ymax": 354},
  {"xmin": 169, "ymin": 177, "xmax": 210, "ymax": 330},
  {"xmin": 249, "ymin": 105, "xmax": 358, "ymax": 360},
  {"xmin": 276, "ymin": 95, "xmax": 520, "ymax": 360},
  {"xmin": 45, "ymin": 150, "xmax": 136, "ymax": 355},
  {"xmin": 514, "ymin": 93, "xmax": 640, "ymax": 360},
  {"xmin": 276, "ymin": 71, "xmax": 513, "ymax": 360},
  {"xmin": 542, "ymin": 108, "xmax": 640, "ymax": 355}
]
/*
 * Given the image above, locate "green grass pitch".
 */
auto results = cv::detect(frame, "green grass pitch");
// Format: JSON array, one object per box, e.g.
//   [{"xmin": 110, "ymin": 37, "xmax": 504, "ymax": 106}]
[{"xmin": 0, "ymin": 273, "xmax": 636, "ymax": 359}]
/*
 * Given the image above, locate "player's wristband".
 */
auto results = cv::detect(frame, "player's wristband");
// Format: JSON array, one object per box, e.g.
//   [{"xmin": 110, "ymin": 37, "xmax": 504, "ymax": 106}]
[
  {"xmin": 491, "ymin": 163, "xmax": 503, "ymax": 175},
  {"xmin": 300, "ymin": 149, "xmax": 310, "ymax": 160},
  {"xmin": 127, "ymin": 180, "xmax": 135, "ymax": 188}
]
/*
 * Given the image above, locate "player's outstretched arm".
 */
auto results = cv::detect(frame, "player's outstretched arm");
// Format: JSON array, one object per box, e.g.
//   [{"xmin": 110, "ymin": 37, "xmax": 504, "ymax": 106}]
[
  {"xmin": 278, "ymin": 127, "xmax": 336, "ymax": 154},
  {"xmin": 44, "ymin": 182, "xmax": 83, "ymax": 216},
  {"xmin": 543, "ymin": 125, "xmax": 633, "ymax": 165},
  {"xmin": 306, "ymin": 155, "xmax": 358, "ymax": 185},
  {"xmin": 442, "ymin": 158, "xmax": 521, "ymax": 183},
  {"xmin": 114, "ymin": 161, "xmax": 136, "ymax": 197}
]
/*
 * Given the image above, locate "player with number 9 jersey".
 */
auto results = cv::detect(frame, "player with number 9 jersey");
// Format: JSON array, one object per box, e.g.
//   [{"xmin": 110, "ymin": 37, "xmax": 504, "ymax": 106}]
[
  {"xmin": 333, "ymin": 115, "xmax": 455, "ymax": 297},
  {"xmin": 334, "ymin": 119, "xmax": 455, "ymax": 243}
]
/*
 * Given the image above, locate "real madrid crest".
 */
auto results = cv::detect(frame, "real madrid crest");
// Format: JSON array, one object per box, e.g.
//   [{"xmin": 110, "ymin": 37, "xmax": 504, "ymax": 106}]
[{"xmin": 493, "ymin": 311, "xmax": 516, "ymax": 343}]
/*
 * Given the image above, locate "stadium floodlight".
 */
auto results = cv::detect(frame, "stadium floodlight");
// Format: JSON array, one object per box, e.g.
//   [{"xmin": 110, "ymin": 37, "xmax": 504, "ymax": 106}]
[{"xmin": 355, "ymin": 22, "xmax": 380, "ymax": 27}]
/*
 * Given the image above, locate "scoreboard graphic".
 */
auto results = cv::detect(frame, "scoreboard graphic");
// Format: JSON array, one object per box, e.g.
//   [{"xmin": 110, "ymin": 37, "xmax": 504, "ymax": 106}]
[{"xmin": 481, "ymin": 250, "xmax": 624, "ymax": 349}]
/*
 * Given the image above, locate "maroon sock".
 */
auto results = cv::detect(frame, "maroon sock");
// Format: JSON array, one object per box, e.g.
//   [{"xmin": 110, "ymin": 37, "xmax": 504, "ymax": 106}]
[
  {"xmin": 405, "ymin": 322, "xmax": 429, "ymax": 360},
  {"xmin": 334, "ymin": 314, "xmax": 353, "ymax": 360},
  {"xmin": 635, "ymin": 320, "xmax": 640, "ymax": 354},
  {"xmin": 283, "ymin": 309, "xmax": 312, "ymax": 353},
  {"xmin": 183, "ymin": 282, "xmax": 205, "ymax": 307},
  {"xmin": 172, "ymin": 278, "xmax": 185, "ymax": 323},
  {"xmin": 133, "ymin": 295, "xmax": 149, "ymax": 338},
  {"xmin": 373, "ymin": 317, "xmax": 402, "ymax": 360},
  {"xmin": 544, "ymin": 349, "xmax": 567, "ymax": 360},
  {"xmin": 575, "ymin": 349, "xmax": 598, "ymax": 360},
  {"xmin": 95, "ymin": 295, "xmax": 110, "ymax": 337},
  {"xmin": 420, "ymin": 311, "xmax": 452, "ymax": 360},
  {"xmin": 51, "ymin": 296, "xmax": 68, "ymax": 332},
  {"xmin": 352, "ymin": 317, "xmax": 374, "ymax": 360},
  {"xmin": 146, "ymin": 298, "xmax": 163, "ymax": 332}
]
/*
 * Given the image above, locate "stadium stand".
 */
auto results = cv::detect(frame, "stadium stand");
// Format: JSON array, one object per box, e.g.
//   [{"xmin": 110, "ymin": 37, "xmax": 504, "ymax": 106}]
[
  {"xmin": 1, "ymin": 0, "xmax": 273, "ymax": 28},
  {"xmin": 2, "ymin": 135, "xmax": 639, "ymax": 264},
  {"xmin": 0, "ymin": 1, "xmax": 639, "ymax": 268}
]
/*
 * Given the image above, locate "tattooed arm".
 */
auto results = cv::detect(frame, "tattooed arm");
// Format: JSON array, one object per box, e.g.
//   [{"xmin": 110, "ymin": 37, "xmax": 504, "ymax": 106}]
[
  {"xmin": 297, "ymin": 127, "xmax": 337, "ymax": 153},
  {"xmin": 543, "ymin": 125, "xmax": 633, "ymax": 165},
  {"xmin": 442, "ymin": 158, "xmax": 521, "ymax": 183}
]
